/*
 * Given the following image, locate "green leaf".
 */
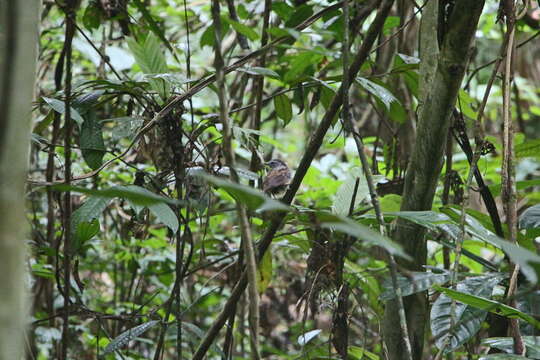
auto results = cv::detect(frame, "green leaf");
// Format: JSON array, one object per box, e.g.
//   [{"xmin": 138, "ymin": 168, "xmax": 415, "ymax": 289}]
[
  {"xmin": 380, "ymin": 271, "xmax": 452, "ymax": 301},
  {"xmin": 383, "ymin": 16, "xmax": 400, "ymax": 35},
  {"xmin": 520, "ymin": 204, "xmax": 540, "ymax": 229},
  {"xmin": 200, "ymin": 20, "xmax": 230, "ymax": 48},
  {"xmin": 443, "ymin": 207, "xmax": 540, "ymax": 283},
  {"xmin": 284, "ymin": 51, "xmax": 323, "ymax": 83},
  {"xmin": 431, "ymin": 274, "xmax": 505, "ymax": 352},
  {"xmin": 147, "ymin": 202, "xmax": 179, "ymax": 233},
  {"xmin": 132, "ymin": 0, "xmax": 177, "ymax": 56},
  {"xmin": 126, "ymin": 33, "xmax": 170, "ymax": 100},
  {"xmin": 73, "ymin": 219, "xmax": 100, "ymax": 254},
  {"xmin": 32, "ymin": 263, "xmax": 54, "ymax": 279},
  {"xmin": 72, "ymin": 196, "xmax": 111, "ymax": 226},
  {"xmin": 103, "ymin": 320, "xmax": 159, "ymax": 355},
  {"xmin": 272, "ymin": 2, "xmax": 294, "ymax": 21},
  {"xmin": 482, "ymin": 336, "xmax": 540, "ymax": 358},
  {"xmin": 236, "ymin": 67, "xmax": 280, "ymax": 79},
  {"xmin": 105, "ymin": 116, "xmax": 144, "ymax": 140},
  {"xmin": 285, "ymin": 4, "xmax": 313, "ymax": 28},
  {"xmin": 516, "ymin": 138, "xmax": 540, "ymax": 158},
  {"xmin": 315, "ymin": 212, "xmax": 409, "ymax": 259},
  {"xmin": 198, "ymin": 173, "xmax": 290, "ymax": 212},
  {"xmin": 82, "ymin": 3, "xmax": 103, "ymax": 31},
  {"xmin": 434, "ymin": 285, "xmax": 540, "ymax": 329},
  {"xmin": 42, "ymin": 97, "xmax": 85, "ymax": 126},
  {"xmin": 54, "ymin": 185, "xmax": 179, "ymax": 206},
  {"xmin": 457, "ymin": 90, "xmax": 478, "ymax": 120},
  {"xmin": 80, "ymin": 110, "xmax": 105, "ymax": 170},
  {"xmin": 166, "ymin": 322, "xmax": 225, "ymax": 357},
  {"xmin": 274, "ymin": 93, "xmax": 293, "ymax": 125},
  {"xmin": 226, "ymin": 19, "xmax": 259, "ymax": 41},
  {"xmin": 386, "ymin": 211, "xmax": 452, "ymax": 231},
  {"xmin": 332, "ymin": 168, "xmax": 383, "ymax": 216},
  {"xmin": 356, "ymin": 77, "xmax": 399, "ymax": 110},
  {"xmin": 257, "ymin": 248, "xmax": 272, "ymax": 293}
]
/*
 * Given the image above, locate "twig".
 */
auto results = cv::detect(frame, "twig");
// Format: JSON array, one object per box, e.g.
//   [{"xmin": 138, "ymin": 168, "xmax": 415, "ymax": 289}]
[
  {"xmin": 212, "ymin": 1, "xmax": 260, "ymax": 359},
  {"xmin": 60, "ymin": 3, "xmax": 76, "ymax": 359}
]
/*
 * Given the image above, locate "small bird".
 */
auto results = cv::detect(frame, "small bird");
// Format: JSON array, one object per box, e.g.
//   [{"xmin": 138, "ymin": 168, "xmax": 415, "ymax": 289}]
[{"xmin": 263, "ymin": 159, "xmax": 291, "ymax": 196}]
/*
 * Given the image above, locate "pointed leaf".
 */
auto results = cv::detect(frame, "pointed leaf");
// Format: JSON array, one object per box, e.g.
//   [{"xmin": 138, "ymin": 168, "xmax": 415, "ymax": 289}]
[
  {"xmin": 274, "ymin": 93, "xmax": 293, "ymax": 125},
  {"xmin": 103, "ymin": 320, "xmax": 159, "ymax": 355},
  {"xmin": 431, "ymin": 275, "xmax": 504, "ymax": 352}
]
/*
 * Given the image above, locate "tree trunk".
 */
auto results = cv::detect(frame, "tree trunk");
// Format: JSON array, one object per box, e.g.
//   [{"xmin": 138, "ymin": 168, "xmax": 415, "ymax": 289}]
[
  {"xmin": 382, "ymin": 1, "xmax": 485, "ymax": 359},
  {"xmin": 0, "ymin": 1, "xmax": 39, "ymax": 358}
]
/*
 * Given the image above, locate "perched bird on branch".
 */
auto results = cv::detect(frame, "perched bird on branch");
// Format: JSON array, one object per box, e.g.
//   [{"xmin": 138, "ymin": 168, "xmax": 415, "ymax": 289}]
[{"xmin": 263, "ymin": 159, "xmax": 291, "ymax": 196}]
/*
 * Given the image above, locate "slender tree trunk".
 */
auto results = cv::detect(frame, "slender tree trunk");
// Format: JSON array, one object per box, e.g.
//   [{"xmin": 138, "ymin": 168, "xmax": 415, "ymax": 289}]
[
  {"xmin": 382, "ymin": 2, "xmax": 485, "ymax": 359},
  {"xmin": 0, "ymin": 1, "xmax": 39, "ymax": 358}
]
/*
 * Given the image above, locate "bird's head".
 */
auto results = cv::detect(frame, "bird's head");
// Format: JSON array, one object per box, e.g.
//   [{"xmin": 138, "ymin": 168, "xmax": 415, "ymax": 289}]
[{"xmin": 266, "ymin": 159, "xmax": 287, "ymax": 170}]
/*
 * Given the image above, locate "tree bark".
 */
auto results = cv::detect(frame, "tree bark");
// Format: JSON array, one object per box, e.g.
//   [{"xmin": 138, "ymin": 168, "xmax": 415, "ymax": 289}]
[
  {"xmin": 382, "ymin": 1, "xmax": 485, "ymax": 359},
  {"xmin": 0, "ymin": 1, "xmax": 39, "ymax": 358}
]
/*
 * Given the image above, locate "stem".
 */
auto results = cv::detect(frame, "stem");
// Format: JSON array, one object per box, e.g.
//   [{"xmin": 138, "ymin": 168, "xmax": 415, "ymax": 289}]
[{"xmin": 212, "ymin": 1, "xmax": 260, "ymax": 359}]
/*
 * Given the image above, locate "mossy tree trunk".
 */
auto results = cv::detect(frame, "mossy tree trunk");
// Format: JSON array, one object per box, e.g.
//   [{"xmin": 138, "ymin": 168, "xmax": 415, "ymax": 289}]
[
  {"xmin": 0, "ymin": 1, "xmax": 39, "ymax": 358},
  {"xmin": 382, "ymin": 1, "xmax": 485, "ymax": 359}
]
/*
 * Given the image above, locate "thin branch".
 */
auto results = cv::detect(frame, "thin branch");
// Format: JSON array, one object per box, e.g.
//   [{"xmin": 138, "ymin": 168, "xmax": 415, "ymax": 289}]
[{"xmin": 212, "ymin": 1, "xmax": 260, "ymax": 359}]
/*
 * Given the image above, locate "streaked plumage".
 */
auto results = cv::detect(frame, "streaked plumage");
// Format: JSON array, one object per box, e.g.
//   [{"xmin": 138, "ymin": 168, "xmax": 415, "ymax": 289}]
[{"xmin": 263, "ymin": 159, "xmax": 291, "ymax": 195}]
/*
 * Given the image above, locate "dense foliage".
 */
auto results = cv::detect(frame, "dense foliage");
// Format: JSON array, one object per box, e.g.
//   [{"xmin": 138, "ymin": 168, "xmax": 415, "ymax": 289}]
[{"xmin": 25, "ymin": 0, "xmax": 540, "ymax": 359}]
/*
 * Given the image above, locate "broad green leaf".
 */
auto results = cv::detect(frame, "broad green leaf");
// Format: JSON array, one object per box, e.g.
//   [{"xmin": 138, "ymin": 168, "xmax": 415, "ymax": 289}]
[
  {"xmin": 200, "ymin": 20, "xmax": 230, "ymax": 48},
  {"xmin": 105, "ymin": 116, "xmax": 144, "ymax": 140},
  {"xmin": 434, "ymin": 285, "xmax": 540, "ymax": 329},
  {"xmin": 73, "ymin": 219, "xmax": 100, "ymax": 254},
  {"xmin": 72, "ymin": 196, "xmax": 111, "ymax": 226},
  {"xmin": 42, "ymin": 97, "xmax": 85, "ymax": 126},
  {"xmin": 380, "ymin": 271, "xmax": 451, "ymax": 301},
  {"xmin": 103, "ymin": 320, "xmax": 159, "ymax": 355},
  {"xmin": 332, "ymin": 168, "xmax": 383, "ymax": 216},
  {"xmin": 316, "ymin": 212, "xmax": 408, "ymax": 259},
  {"xmin": 285, "ymin": 4, "xmax": 313, "ymax": 27},
  {"xmin": 386, "ymin": 210, "xmax": 452, "ymax": 231},
  {"xmin": 490, "ymin": 178, "xmax": 540, "ymax": 197},
  {"xmin": 32, "ymin": 263, "xmax": 54, "ymax": 279},
  {"xmin": 383, "ymin": 16, "xmax": 400, "ymax": 35},
  {"xmin": 274, "ymin": 93, "xmax": 293, "ymax": 125},
  {"xmin": 147, "ymin": 202, "xmax": 179, "ymax": 233},
  {"xmin": 197, "ymin": 173, "xmax": 289, "ymax": 212},
  {"xmin": 82, "ymin": 3, "xmax": 102, "ymax": 31},
  {"xmin": 284, "ymin": 51, "xmax": 323, "ymax": 83},
  {"xmin": 132, "ymin": 0, "xmax": 177, "ymax": 56},
  {"xmin": 457, "ymin": 90, "xmax": 478, "ymax": 120},
  {"xmin": 80, "ymin": 110, "xmax": 105, "ymax": 170},
  {"xmin": 349, "ymin": 346, "xmax": 380, "ymax": 360},
  {"xmin": 126, "ymin": 33, "xmax": 170, "ymax": 100},
  {"xmin": 356, "ymin": 77, "xmax": 399, "ymax": 110},
  {"xmin": 431, "ymin": 274, "xmax": 504, "ymax": 352},
  {"xmin": 272, "ymin": 2, "xmax": 294, "ymax": 21},
  {"xmin": 482, "ymin": 336, "xmax": 540, "ymax": 358},
  {"xmin": 520, "ymin": 205, "xmax": 540, "ymax": 229},
  {"xmin": 516, "ymin": 138, "xmax": 540, "ymax": 158},
  {"xmin": 266, "ymin": 27, "xmax": 301, "ymax": 39},
  {"xmin": 443, "ymin": 206, "xmax": 540, "ymax": 283},
  {"xmin": 227, "ymin": 19, "xmax": 259, "ymax": 41}
]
